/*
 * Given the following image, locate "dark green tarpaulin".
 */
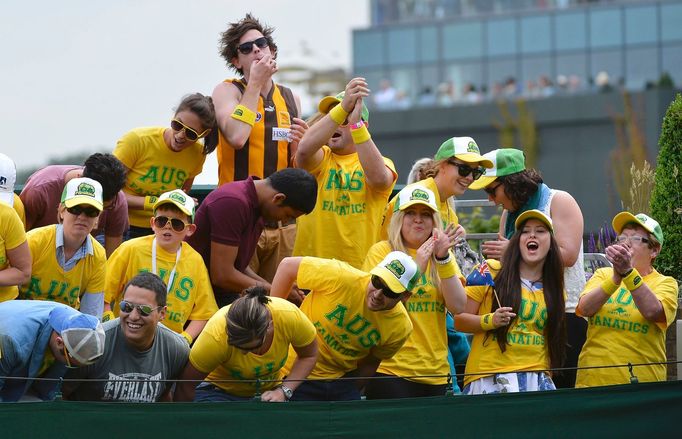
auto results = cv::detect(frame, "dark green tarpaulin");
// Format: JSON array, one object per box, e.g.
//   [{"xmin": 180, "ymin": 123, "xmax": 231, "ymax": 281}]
[{"xmin": 2, "ymin": 380, "xmax": 681, "ymax": 438}]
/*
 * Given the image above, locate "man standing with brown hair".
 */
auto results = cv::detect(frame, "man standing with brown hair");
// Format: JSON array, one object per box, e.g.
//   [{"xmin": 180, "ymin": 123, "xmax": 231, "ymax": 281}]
[{"xmin": 213, "ymin": 14, "xmax": 307, "ymax": 283}]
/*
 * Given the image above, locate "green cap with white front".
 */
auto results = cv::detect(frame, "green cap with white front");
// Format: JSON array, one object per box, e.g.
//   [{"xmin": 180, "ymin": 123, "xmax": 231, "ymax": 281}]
[
  {"xmin": 612, "ymin": 211, "xmax": 664, "ymax": 246},
  {"xmin": 469, "ymin": 148, "xmax": 526, "ymax": 190},
  {"xmin": 434, "ymin": 137, "xmax": 493, "ymax": 168}
]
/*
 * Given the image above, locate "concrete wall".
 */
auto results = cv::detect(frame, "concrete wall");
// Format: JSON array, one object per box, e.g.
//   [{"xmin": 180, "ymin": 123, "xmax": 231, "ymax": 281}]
[{"xmin": 369, "ymin": 88, "xmax": 681, "ymax": 233}]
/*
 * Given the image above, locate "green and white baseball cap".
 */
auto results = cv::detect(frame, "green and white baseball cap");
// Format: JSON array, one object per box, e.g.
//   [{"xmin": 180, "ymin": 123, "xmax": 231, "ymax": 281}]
[
  {"xmin": 434, "ymin": 137, "xmax": 493, "ymax": 168},
  {"xmin": 393, "ymin": 185, "xmax": 438, "ymax": 213},
  {"xmin": 318, "ymin": 91, "xmax": 370, "ymax": 122},
  {"xmin": 370, "ymin": 251, "xmax": 420, "ymax": 293},
  {"xmin": 154, "ymin": 189, "xmax": 195, "ymax": 219},
  {"xmin": 61, "ymin": 177, "xmax": 103, "ymax": 212},
  {"xmin": 612, "ymin": 211, "xmax": 664, "ymax": 246},
  {"xmin": 469, "ymin": 148, "xmax": 526, "ymax": 190}
]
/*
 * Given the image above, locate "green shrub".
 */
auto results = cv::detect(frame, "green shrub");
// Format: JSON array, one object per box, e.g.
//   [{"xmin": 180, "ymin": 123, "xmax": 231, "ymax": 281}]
[{"xmin": 650, "ymin": 93, "xmax": 682, "ymax": 285}]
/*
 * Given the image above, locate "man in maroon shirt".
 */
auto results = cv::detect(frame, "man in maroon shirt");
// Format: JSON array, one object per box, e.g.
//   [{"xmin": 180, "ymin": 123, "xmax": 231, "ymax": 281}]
[
  {"xmin": 187, "ymin": 168, "xmax": 316, "ymax": 306},
  {"xmin": 20, "ymin": 153, "xmax": 128, "ymax": 256}
]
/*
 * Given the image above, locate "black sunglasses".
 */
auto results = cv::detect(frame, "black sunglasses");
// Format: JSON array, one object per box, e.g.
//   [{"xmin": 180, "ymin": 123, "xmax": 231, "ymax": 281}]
[
  {"xmin": 371, "ymin": 275, "xmax": 403, "ymax": 299},
  {"xmin": 237, "ymin": 37, "xmax": 269, "ymax": 55},
  {"xmin": 66, "ymin": 205, "xmax": 100, "ymax": 217},
  {"xmin": 120, "ymin": 300, "xmax": 162, "ymax": 317},
  {"xmin": 153, "ymin": 216, "xmax": 189, "ymax": 232},
  {"xmin": 484, "ymin": 182, "xmax": 503, "ymax": 196},
  {"xmin": 447, "ymin": 160, "xmax": 485, "ymax": 180}
]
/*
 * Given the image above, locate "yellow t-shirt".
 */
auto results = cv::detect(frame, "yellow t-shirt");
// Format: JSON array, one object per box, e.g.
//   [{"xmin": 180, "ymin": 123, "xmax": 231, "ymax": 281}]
[
  {"xmin": 285, "ymin": 257, "xmax": 413, "ymax": 379},
  {"xmin": 575, "ymin": 267, "xmax": 678, "ymax": 387},
  {"xmin": 113, "ymin": 127, "xmax": 206, "ymax": 227},
  {"xmin": 464, "ymin": 260, "xmax": 550, "ymax": 386},
  {"xmin": 189, "ymin": 297, "xmax": 316, "ymax": 397},
  {"xmin": 293, "ymin": 146, "xmax": 397, "ymax": 269},
  {"xmin": 20, "ymin": 225, "xmax": 106, "ymax": 309},
  {"xmin": 363, "ymin": 241, "xmax": 450, "ymax": 385},
  {"xmin": 105, "ymin": 235, "xmax": 218, "ymax": 334},
  {"xmin": 378, "ymin": 177, "xmax": 458, "ymax": 242},
  {"xmin": 0, "ymin": 203, "xmax": 27, "ymax": 302}
]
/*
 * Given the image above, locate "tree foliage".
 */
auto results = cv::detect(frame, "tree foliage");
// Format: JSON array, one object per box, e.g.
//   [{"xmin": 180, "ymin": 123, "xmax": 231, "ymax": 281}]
[{"xmin": 650, "ymin": 93, "xmax": 682, "ymax": 284}]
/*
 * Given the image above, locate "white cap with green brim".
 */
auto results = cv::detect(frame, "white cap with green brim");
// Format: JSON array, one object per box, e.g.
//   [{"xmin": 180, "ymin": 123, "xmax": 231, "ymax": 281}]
[
  {"xmin": 469, "ymin": 148, "xmax": 526, "ymax": 190},
  {"xmin": 612, "ymin": 211, "xmax": 664, "ymax": 246}
]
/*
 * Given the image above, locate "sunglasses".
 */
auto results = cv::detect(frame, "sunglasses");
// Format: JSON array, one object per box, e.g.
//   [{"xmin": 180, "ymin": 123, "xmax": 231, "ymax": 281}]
[
  {"xmin": 448, "ymin": 160, "xmax": 485, "ymax": 180},
  {"xmin": 170, "ymin": 119, "xmax": 209, "ymax": 142},
  {"xmin": 237, "ymin": 36, "xmax": 269, "ymax": 55},
  {"xmin": 119, "ymin": 300, "xmax": 162, "ymax": 317},
  {"xmin": 66, "ymin": 205, "xmax": 100, "ymax": 217},
  {"xmin": 484, "ymin": 182, "xmax": 503, "ymax": 196},
  {"xmin": 153, "ymin": 215, "xmax": 189, "ymax": 232},
  {"xmin": 371, "ymin": 275, "xmax": 403, "ymax": 300}
]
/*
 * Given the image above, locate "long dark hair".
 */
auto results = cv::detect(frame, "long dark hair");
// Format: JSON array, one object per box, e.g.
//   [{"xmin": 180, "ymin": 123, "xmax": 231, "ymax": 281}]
[{"xmin": 488, "ymin": 222, "xmax": 566, "ymax": 371}]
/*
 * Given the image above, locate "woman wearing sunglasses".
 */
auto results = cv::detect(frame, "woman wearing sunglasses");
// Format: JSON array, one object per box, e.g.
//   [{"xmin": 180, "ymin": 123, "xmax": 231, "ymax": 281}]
[
  {"xmin": 175, "ymin": 286, "xmax": 318, "ymax": 402},
  {"xmin": 575, "ymin": 212, "xmax": 678, "ymax": 387},
  {"xmin": 19, "ymin": 178, "xmax": 107, "ymax": 317},
  {"xmin": 362, "ymin": 185, "xmax": 467, "ymax": 399},
  {"xmin": 456, "ymin": 210, "xmax": 566, "ymax": 394},
  {"xmin": 378, "ymin": 136, "xmax": 493, "ymax": 244},
  {"xmin": 113, "ymin": 93, "xmax": 217, "ymax": 239},
  {"xmin": 471, "ymin": 148, "xmax": 585, "ymax": 388}
]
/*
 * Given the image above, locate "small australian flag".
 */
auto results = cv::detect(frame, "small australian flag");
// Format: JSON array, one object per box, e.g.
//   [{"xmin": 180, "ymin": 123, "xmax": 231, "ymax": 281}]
[{"xmin": 466, "ymin": 260, "xmax": 495, "ymax": 287}]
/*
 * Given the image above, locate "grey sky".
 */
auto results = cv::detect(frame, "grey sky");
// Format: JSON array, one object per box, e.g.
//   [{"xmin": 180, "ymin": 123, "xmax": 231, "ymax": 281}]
[{"xmin": 2, "ymin": 0, "xmax": 369, "ymax": 183}]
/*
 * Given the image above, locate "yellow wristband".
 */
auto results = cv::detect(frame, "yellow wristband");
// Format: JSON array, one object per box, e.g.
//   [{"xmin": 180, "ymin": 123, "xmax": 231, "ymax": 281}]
[
  {"xmin": 328, "ymin": 104, "xmax": 349, "ymax": 125},
  {"xmin": 181, "ymin": 331, "xmax": 194, "ymax": 345},
  {"xmin": 437, "ymin": 259, "xmax": 458, "ymax": 279},
  {"xmin": 350, "ymin": 125, "xmax": 371, "ymax": 144},
  {"xmin": 144, "ymin": 195, "xmax": 158, "ymax": 211},
  {"xmin": 622, "ymin": 268, "xmax": 643, "ymax": 291},
  {"xmin": 600, "ymin": 276, "xmax": 619, "ymax": 297},
  {"xmin": 480, "ymin": 313, "xmax": 496, "ymax": 331},
  {"xmin": 102, "ymin": 310, "xmax": 115, "ymax": 322},
  {"xmin": 231, "ymin": 104, "xmax": 257, "ymax": 126}
]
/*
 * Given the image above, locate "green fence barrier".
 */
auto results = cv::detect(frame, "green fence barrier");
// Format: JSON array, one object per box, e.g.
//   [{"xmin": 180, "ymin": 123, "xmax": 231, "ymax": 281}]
[{"xmin": 2, "ymin": 380, "xmax": 681, "ymax": 438}]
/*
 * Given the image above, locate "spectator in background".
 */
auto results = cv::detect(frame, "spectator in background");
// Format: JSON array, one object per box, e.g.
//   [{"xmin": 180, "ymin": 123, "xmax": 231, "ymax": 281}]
[
  {"xmin": 417, "ymin": 86, "xmax": 437, "ymax": 107},
  {"xmin": 437, "ymin": 81, "xmax": 456, "ymax": 106},
  {"xmin": 575, "ymin": 212, "xmax": 678, "ymax": 387},
  {"xmin": 373, "ymin": 78, "xmax": 398, "ymax": 109},
  {"xmin": 0, "ymin": 301, "xmax": 104, "ymax": 402},
  {"xmin": 20, "ymin": 178, "xmax": 106, "ymax": 318},
  {"xmin": 472, "ymin": 148, "xmax": 585, "ymax": 388},
  {"xmin": 20, "ymin": 153, "xmax": 127, "ymax": 257},
  {"xmin": 0, "ymin": 202, "xmax": 31, "ymax": 302},
  {"xmin": 63, "ymin": 272, "xmax": 189, "ymax": 402},
  {"xmin": 0, "ymin": 153, "xmax": 26, "ymax": 228},
  {"xmin": 114, "ymin": 93, "xmax": 217, "ymax": 239},
  {"xmin": 462, "ymin": 83, "xmax": 481, "ymax": 104}
]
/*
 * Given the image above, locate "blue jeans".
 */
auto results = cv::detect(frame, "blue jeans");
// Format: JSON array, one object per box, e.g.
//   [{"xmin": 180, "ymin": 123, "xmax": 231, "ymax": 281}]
[
  {"xmin": 290, "ymin": 376, "xmax": 361, "ymax": 401},
  {"xmin": 193, "ymin": 382, "xmax": 254, "ymax": 402}
]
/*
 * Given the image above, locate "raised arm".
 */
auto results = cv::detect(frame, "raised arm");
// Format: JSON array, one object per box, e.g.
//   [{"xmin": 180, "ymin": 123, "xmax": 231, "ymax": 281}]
[{"xmin": 550, "ymin": 191, "xmax": 584, "ymax": 267}]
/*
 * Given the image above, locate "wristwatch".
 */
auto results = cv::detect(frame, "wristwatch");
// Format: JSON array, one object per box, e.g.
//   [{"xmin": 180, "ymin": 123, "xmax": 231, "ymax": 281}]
[{"xmin": 280, "ymin": 384, "xmax": 293, "ymax": 401}]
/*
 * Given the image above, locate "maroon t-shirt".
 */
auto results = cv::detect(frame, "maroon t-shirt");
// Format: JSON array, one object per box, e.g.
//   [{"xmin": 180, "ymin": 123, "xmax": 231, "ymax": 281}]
[
  {"xmin": 19, "ymin": 165, "xmax": 128, "ymax": 237},
  {"xmin": 187, "ymin": 177, "xmax": 264, "ymax": 298}
]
